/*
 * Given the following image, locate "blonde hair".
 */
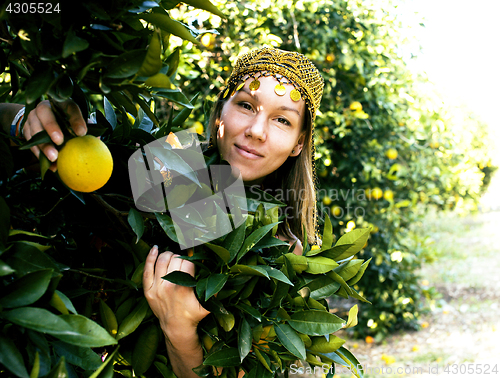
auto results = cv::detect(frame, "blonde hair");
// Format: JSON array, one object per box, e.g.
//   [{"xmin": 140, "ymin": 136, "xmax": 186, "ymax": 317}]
[{"xmin": 208, "ymin": 91, "xmax": 317, "ymax": 245}]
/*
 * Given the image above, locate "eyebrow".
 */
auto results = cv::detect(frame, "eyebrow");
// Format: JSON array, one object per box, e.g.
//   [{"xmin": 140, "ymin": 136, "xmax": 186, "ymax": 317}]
[{"xmin": 239, "ymin": 87, "xmax": 302, "ymax": 117}]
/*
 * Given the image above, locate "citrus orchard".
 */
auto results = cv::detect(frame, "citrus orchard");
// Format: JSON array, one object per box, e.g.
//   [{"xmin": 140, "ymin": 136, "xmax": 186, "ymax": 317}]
[{"xmin": 57, "ymin": 135, "xmax": 113, "ymax": 192}]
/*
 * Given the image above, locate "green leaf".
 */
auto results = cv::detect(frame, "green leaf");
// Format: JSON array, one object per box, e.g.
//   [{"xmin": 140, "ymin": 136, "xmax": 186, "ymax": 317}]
[
  {"xmin": 234, "ymin": 303, "xmax": 261, "ymax": 321},
  {"xmin": 99, "ymin": 299, "xmax": 118, "ymax": 337},
  {"xmin": 52, "ymin": 341, "xmax": 103, "ymax": 370},
  {"xmin": 140, "ymin": 13, "xmax": 200, "ymax": 45},
  {"xmin": 154, "ymin": 362, "xmax": 176, "ymax": 378},
  {"xmin": 223, "ymin": 221, "xmax": 246, "ymax": 262},
  {"xmin": 116, "ymin": 298, "xmax": 149, "ymax": 340},
  {"xmin": 258, "ymin": 265, "xmax": 293, "ymax": 285},
  {"xmin": 277, "ymin": 253, "xmax": 308, "ymax": 273},
  {"xmin": 334, "ymin": 259, "xmax": 363, "ymax": 281},
  {"xmin": 316, "ymin": 243, "xmax": 354, "ymax": 260},
  {"xmin": 18, "ymin": 130, "xmax": 52, "ymax": 150},
  {"xmin": 45, "ymin": 357, "xmax": 68, "ymax": 378},
  {"xmin": 155, "ymin": 213, "xmax": 178, "ymax": 243},
  {"xmin": 62, "ymin": 29, "xmax": 89, "ymax": 58},
  {"xmin": 203, "ymin": 348, "xmax": 240, "ymax": 367},
  {"xmin": 304, "ymin": 256, "xmax": 339, "ymax": 274},
  {"xmin": 236, "ymin": 222, "xmax": 279, "ymax": 262},
  {"xmin": 333, "ymin": 228, "xmax": 371, "ymax": 261},
  {"xmin": 274, "ymin": 323, "xmax": 306, "ymax": 360},
  {"xmin": 0, "ymin": 268, "xmax": 53, "ymax": 308},
  {"xmin": 205, "ymin": 273, "xmax": 228, "ymax": 301},
  {"xmin": 6, "ymin": 242, "xmax": 59, "ymax": 277},
  {"xmin": 165, "ymin": 47, "xmax": 181, "ymax": 78},
  {"xmin": 148, "ymin": 146, "xmax": 200, "ymax": 187},
  {"xmin": 104, "ymin": 50, "xmax": 147, "ymax": 78},
  {"xmin": 132, "ymin": 324, "xmax": 160, "ymax": 376},
  {"xmin": 321, "ymin": 213, "xmax": 334, "ymax": 250},
  {"xmin": 0, "ymin": 260, "xmax": 15, "ymax": 276},
  {"xmin": 162, "ymin": 270, "xmax": 197, "ymax": 287},
  {"xmin": 2, "ymin": 308, "xmax": 118, "ymax": 347},
  {"xmin": 128, "ymin": 208, "xmax": 144, "ymax": 243},
  {"xmin": 288, "ymin": 310, "xmax": 345, "ymax": 336},
  {"xmin": 153, "ymin": 89, "xmax": 194, "ymax": 108},
  {"xmin": 334, "ymin": 347, "xmax": 364, "ymax": 378},
  {"xmin": 104, "ymin": 96, "xmax": 117, "ymax": 129},
  {"xmin": 230, "ymin": 264, "xmax": 268, "ymax": 278},
  {"xmin": 238, "ymin": 317, "xmax": 252, "ymax": 362},
  {"xmin": 347, "ymin": 258, "xmax": 372, "ymax": 286},
  {"xmin": 344, "ymin": 305, "xmax": 358, "ymax": 329},
  {"xmin": 59, "ymin": 314, "xmax": 119, "ymax": 347},
  {"xmin": 0, "ymin": 335, "xmax": 30, "ymax": 378},
  {"xmin": 26, "ymin": 66, "xmax": 55, "ymax": 104},
  {"xmin": 53, "ymin": 290, "xmax": 78, "ymax": 314},
  {"xmin": 308, "ymin": 335, "xmax": 345, "ymax": 354},
  {"xmin": 304, "ymin": 276, "xmax": 341, "ymax": 300},
  {"xmin": 182, "ymin": 0, "xmax": 226, "ymax": 18},
  {"xmin": 205, "ymin": 243, "xmax": 230, "ymax": 263}
]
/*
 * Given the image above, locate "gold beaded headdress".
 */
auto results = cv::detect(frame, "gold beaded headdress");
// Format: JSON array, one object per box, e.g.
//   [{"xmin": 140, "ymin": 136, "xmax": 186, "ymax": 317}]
[{"xmin": 222, "ymin": 47, "xmax": 324, "ymax": 122}]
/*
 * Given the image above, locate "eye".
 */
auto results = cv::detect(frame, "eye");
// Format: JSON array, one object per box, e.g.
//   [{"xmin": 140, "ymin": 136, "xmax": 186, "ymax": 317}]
[
  {"xmin": 238, "ymin": 102, "xmax": 253, "ymax": 111},
  {"xmin": 276, "ymin": 117, "xmax": 291, "ymax": 126}
]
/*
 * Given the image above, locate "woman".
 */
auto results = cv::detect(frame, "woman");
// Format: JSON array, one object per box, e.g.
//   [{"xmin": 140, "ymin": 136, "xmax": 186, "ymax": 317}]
[{"xmin": 1, "ymin": 47, "xmax": 324, "ymax": 377}]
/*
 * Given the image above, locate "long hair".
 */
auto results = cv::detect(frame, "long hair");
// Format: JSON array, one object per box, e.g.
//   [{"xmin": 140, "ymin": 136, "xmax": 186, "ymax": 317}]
[{"xmin": 207, "ymin": 90, "xmax": 317, "ymax": 245}]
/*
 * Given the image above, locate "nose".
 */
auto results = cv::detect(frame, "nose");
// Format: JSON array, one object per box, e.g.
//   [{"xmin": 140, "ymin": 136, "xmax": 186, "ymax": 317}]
[{"xmin": 245, "ymin": 113, "xmax": 267, "ymax": 142}]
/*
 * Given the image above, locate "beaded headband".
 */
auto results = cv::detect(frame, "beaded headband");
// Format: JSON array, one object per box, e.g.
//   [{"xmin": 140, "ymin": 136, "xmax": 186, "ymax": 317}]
[{"xmin": 222, "ymin": 47, "xmax": 324, "ymax": 122}]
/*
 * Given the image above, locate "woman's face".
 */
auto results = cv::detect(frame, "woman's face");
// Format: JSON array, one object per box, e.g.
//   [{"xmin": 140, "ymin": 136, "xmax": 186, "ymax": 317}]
[{"xmin": 216, "ymin": 75, "xmax": 306, "ymax": 184}]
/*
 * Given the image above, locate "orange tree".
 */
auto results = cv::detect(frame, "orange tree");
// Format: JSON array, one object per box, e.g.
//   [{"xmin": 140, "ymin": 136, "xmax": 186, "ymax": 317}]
[
  {"xmin": 171, "ymin": 0, "xmax": 495, "ymax": 339},
  {"xmin": 0, "ymin": 1, "xmax": 371, "ymax": 377}
]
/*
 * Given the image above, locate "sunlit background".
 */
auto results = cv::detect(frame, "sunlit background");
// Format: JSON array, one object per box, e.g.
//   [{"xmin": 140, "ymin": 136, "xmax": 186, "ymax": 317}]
[{"xmin": 404, "ymin": 0, "xmax": 500, "ymax": 209}]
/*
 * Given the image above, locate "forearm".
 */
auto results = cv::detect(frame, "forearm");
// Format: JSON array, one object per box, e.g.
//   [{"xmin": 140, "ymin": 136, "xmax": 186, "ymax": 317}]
[
  {"xmin": 164, "ymin": 328, "xmax": 205, "ymax": 378},
  {"xmin": 0, "ymin": 103, "xmax": 24, "ymax": 135}
]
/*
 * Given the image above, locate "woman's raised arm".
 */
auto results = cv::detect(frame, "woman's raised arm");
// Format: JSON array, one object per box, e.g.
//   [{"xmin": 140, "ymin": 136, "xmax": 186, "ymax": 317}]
[{"xmin": 143, "ymin": 246, "xmax": 210, "ymax": 378}]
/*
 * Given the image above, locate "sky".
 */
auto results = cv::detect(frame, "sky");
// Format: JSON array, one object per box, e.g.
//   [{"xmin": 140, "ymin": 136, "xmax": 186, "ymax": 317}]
[{"xmin": 404, "ymin": 0, "xmax": 500, "ymax": 141}]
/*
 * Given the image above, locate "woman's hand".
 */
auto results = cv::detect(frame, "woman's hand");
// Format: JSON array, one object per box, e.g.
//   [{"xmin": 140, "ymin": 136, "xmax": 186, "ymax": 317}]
[
  {"xmin": 143, "ymin": 246, "xmax": 209, "ymax": 378},
  {"xmin": 22, "ymin": 100, "xmax": 87, "ymax": 169}
]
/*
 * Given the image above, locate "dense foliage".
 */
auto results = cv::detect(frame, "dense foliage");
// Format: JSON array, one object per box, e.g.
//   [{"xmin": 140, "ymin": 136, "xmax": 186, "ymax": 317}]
[{"xmin": 0, "ymin": 1, "xmax": 374, "ymax": 378}]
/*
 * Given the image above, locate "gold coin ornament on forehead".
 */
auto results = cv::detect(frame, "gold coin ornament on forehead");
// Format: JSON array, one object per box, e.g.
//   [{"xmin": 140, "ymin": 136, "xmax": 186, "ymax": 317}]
[
  {"xmin": 236, "ymin": 82, "xmax": 245, "ymax": 91},
  {"xmin": 290, "ymin": 89, "xmax": 301, "ymax": 102},
  {"xmin": 274, "ymin": 84, "xmax": 286, "ymax": 96},
  {"xmin": 249, "ymin": 79, "xmax": 261, "ymax": 91}
]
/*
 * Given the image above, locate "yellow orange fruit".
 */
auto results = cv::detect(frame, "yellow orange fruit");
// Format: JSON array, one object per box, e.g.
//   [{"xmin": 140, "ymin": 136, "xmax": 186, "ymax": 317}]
[
  {"xmin": 325, "ymin": 53, "xmax": 335, "ymax": 63},
  {"xmin": 386, "ymin": 148, "xmax": 398, "ymax": 160},
  {"xmin": 371, "ymin": 187, "xmax": 383, "ymax": 200},
  {"xmin": 365, "ymin": 336, "xmax": 374, "ymax": 344},
  {"xmin": 331, "ymin": 205, "xmax": 342, "ymax": 217},
  {"xmin": 349, "ymin": 101, "xmax": 362, "ymax": 111},
  {"xmin": 57, "ymin": 136, "xmax": 113, "ymax": 193},
  {"xmin": 383, "ymin": 190, "xmax": 394, "ymax": 201},
  {"xmin": 323, "ymin": 196, "xmax": 332, "ymax": 206},
  {"xmin": 194, "ymin": 121, "xmax": 204, "ymax": 135},
  {"xmin": 200, "ymin": 33, "xmax": 216, "ymax": 49}
]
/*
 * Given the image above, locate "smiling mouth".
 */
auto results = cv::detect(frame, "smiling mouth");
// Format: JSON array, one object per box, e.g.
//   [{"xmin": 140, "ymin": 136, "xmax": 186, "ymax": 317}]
[{"xmin": 235, "ymin": 144, "xmax": 264, "ymax": 158}]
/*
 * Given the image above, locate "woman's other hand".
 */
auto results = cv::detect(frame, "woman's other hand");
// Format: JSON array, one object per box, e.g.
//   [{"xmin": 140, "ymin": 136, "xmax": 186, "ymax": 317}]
[
  {"xmin": 23, "ymin": 100, "xmax": 87, "ymax": 169},
  {"xmin": 143, "ymin": 246, "xmax": 209, "ymax": 378}
]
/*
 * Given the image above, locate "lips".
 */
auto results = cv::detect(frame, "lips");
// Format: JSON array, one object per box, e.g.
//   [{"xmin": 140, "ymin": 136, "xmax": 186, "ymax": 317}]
[{"xmin": 235, "ymin": 144, "xmax": 264, "ymax": 158}]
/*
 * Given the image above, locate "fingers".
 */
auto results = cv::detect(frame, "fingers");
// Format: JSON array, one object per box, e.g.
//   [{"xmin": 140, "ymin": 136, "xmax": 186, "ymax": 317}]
[
  {"xmin": 35, "ymin": 101, "xmax": 64, "ymax": 145},
  {"xmin": 60, "ymin": 99, "xmax": 87, "ymax": 136},
  {"xmin": 143, "ymin": 245, "xmax": 159, "ymax": 291}
]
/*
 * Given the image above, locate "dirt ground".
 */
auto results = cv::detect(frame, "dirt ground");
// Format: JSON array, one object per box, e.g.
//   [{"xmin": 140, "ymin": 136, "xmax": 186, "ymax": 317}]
[{"xmin": 295, "ymin": 191, "xmax": 500, "ymax": 377}]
